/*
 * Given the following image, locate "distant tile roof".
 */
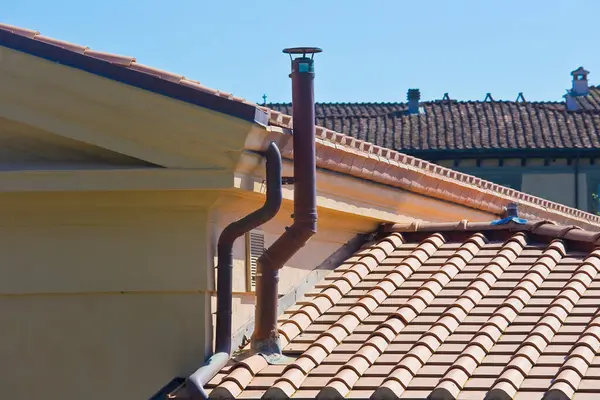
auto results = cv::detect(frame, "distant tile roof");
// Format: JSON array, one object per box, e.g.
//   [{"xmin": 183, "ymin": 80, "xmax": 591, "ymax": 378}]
[
  {"xmin": 575, "ymin": 86, "xmax": 600, "ymax": 111},
  {"xmin": 191, "ymin": 220, "xmax": 600, "ymax": 400},
  {"xmin": 269, "ymin": 98, "xmax": 600, "ymax": 153}
]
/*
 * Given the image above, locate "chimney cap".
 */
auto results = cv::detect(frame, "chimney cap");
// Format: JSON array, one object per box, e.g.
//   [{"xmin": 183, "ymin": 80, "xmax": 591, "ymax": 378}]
[
  {"xmin": 571, "ymin": 66, "xmax": 590, "ymax": 77},
  {"xmin": 407, "ymin": 88, "xmax": 421, "ymax": 101},
  {"xmin": 283, "ymin": 47, "xmax": 323, "ymax": 56}
]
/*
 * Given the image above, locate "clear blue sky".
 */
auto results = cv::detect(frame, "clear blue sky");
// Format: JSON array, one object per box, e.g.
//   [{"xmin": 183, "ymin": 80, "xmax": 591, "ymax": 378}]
[{"xmin": 4, "ymin": 0, "xmax": 599, "ymax": 103}]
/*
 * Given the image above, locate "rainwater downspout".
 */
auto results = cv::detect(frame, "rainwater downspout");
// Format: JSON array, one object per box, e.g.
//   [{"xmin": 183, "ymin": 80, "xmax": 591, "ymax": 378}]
[
  {"xmin": 187, "ymin": 142, "xmax": 283, "ymax": 399},
  {"xmin": 252, "ymin": 47, "xmax": 321, "ymax": 361}
]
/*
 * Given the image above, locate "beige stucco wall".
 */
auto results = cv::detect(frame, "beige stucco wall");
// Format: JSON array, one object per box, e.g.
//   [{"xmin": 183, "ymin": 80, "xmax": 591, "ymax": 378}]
[
  {"xmin": 0, "ymin": 192, "xmax": 214, "ymax": 400},
  {"xmin": 0, "ymin": 189, "xmax": 392, "ymax": 400},
  {"xmin": 208, "ymin": 194, "xmax": 378, "ymax": 336}
]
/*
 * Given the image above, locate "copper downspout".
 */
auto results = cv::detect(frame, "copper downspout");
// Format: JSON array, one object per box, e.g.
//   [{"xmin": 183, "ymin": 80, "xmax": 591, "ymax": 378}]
[
  {"xmin": 186, "ymin": 142, "xmax": 283, "ymax": 399},
  {"xmin": 252, "ymin": 48, "xmax": 321, "ymax": 359}
]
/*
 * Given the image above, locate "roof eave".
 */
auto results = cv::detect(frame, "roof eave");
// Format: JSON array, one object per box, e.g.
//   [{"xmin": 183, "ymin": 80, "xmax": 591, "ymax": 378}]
[{"xmin": 0, "ymin": 29, "xmax": 268, "ymax": 127}]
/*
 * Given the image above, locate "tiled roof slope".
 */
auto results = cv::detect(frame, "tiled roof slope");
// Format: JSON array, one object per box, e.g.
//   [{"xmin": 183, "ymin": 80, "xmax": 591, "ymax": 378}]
[
  {"xmin": 3, "ymin": 23, "xmax": 600, "ymax": 228},
  {"xmin": 268, "ymin": 101, "xmax": 600, "ymax": 152},
  {"xmin": 200, "ymin": 220, "xmax": 600, "ymax": 400},
  {"xmin": 575, "ymin": 86, "xmax": 600, "ymax": 111}
]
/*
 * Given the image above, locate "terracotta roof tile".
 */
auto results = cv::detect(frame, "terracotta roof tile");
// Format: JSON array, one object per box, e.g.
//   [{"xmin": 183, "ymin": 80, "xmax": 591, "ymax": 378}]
[
  {"xmin": 193, "ymin": 221, "xmax": 600, "ymax": 399},
  {"xmin": 269, "ymin": 99, "xmax": 600, "ymax": 153}
]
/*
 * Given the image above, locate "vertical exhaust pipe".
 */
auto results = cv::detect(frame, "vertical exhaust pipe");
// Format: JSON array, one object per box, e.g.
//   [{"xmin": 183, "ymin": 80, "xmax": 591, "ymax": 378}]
[{"xmin": 252, "ymin": 47, "xmax": 321, "ymax": 362}]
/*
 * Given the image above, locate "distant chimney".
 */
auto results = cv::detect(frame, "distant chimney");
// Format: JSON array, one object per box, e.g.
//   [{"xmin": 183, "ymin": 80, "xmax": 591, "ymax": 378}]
[
  {"xmin": 571, "ymin": 66, "xmax": 590, "ymax": 96},
  {"xmin": 506, "ymin": 202, "xmax": 519, "ymax": 218},
  {"xmin": 407, "ymin": 89, "xmax": 421, "ymax": 114},
  {"xmin": 565, "ymin": 91, "xmax": 579, "ymax": 111}
]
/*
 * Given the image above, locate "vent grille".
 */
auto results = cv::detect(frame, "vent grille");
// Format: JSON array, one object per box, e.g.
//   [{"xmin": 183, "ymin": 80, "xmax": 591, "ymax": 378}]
[{"xmin": 246, "ymin": 230, "xmax": 265, "ymax": 292}]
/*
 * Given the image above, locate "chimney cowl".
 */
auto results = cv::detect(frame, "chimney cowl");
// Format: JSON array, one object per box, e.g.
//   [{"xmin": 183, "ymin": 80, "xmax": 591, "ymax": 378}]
[
  {"xmin": 407, "ymin": 88, "xmax": 421, "ymax": 101},
  {"xmin": 571, "ymin": 66, "xmax": 590, "ymax": 96},
  {"xmin": 406, "ymin": 88, "xmax": 421, "ymax": 115}
]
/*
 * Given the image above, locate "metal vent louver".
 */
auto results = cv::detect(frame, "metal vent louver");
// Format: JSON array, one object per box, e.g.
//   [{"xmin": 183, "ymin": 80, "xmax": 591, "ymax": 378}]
[{"xmin": 246, "ymin": 230, "xmax": 265, "ymax": 291}]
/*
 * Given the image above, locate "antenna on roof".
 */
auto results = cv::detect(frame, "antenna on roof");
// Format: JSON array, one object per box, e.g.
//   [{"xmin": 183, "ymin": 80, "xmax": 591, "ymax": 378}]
[
  {"xmin": 484, "ymin": 93, "xmax": 494, "ymax": 102},
  {"xmin": 442, "ymin": 93, "xmax": 450, "ymax": 101},
  {"xmin": 261, "ymin": 94, "xmax": 268, "ymax": 105},
  {"xmin": 516, "ymin": 92, "xmax": 526, "ymax": 102}
]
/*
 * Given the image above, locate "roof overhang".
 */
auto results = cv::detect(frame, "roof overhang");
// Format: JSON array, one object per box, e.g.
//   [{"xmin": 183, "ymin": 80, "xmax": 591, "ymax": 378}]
[
  {"xmin": 0, "ymin": 29, "xmax": 268, "ymax": 127},
  {"xmin": 1, "ymin": 23, "xmax": 600, "ymax": 230},
  {"xmin": 0, "ymin": 43, "xmax": 259, "ymax": 171}
]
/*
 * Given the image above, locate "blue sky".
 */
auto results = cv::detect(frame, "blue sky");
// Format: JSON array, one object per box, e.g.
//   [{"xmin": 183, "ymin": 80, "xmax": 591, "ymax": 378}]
[{"xmin": 4, "ymin": 0, "xmax": 599, "ymax": 103}]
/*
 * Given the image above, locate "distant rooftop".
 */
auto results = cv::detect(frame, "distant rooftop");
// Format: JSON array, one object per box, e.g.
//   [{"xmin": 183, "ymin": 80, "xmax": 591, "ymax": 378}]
[{"xmin": 269, "ymin": 71, "xmax": 600, "ymax": 155}]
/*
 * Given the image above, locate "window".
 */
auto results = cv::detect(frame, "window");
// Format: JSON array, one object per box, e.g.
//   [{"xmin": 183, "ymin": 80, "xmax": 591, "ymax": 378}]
[{"xmin": 245, "ymin": 230, "xmax": 264, "ymax": 292}]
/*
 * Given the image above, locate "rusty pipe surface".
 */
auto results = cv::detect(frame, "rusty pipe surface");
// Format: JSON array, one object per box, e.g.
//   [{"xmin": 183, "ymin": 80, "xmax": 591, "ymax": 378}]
[
  {"xmin": 252, "ymin": 52, "xmax": 318, "ymax": 356},
  {"xmin": 186, "ymin": 142, "xmax": 282, "ymax": 399}
]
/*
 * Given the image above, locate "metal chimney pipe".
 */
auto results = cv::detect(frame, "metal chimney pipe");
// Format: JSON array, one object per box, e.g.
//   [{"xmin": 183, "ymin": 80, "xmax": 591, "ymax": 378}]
[{"xmin": 252, "ymin": 47, "xmax": 321, "ymax": 361}]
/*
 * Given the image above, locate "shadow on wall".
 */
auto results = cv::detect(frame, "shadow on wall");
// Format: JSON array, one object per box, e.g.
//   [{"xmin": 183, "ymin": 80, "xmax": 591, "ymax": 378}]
[{"xmin": 227, "ymin": 232, "xmax": 369, "ymax": 354}]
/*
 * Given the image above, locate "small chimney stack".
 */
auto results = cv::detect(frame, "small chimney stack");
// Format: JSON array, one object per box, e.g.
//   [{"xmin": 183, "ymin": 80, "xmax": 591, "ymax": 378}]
[
  {"xmin": 565, "ymin": 91, "xmax": 579, "ymax": 111},
  {"xmin": 571, "ymin": 66, "xmax": 590, "ymax": 96},
  {"xmin": 407, "ymin": 88, "xmax": 421, "ymax": 114},
  {"xmin": 506, "ymin": 202, "xmax": 519, "ymax": 218}
]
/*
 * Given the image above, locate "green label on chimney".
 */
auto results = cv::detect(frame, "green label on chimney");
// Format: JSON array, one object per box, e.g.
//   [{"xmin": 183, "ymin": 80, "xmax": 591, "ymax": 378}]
[{"xmin": 298, "ymin": 62, "xmax": 310, "ymax": 73}]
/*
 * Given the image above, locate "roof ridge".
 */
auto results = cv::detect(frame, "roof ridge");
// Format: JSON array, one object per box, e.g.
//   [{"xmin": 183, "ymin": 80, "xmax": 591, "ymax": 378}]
[{"xmin": 383, "ymin": 219, "xmax": 600, "ymax": 242}]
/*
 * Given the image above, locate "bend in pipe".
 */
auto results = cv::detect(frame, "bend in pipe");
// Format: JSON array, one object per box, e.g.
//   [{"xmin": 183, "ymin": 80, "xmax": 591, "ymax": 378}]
[
  {"xmin": 186, "ymin": 142, "xmax": 282, "ymax": 399},
  {"xmin": 252, "ymin": 54, "xmax": 318, "ymax": 356}
]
